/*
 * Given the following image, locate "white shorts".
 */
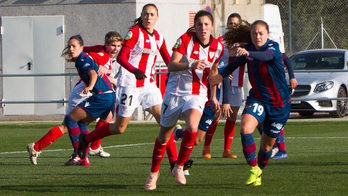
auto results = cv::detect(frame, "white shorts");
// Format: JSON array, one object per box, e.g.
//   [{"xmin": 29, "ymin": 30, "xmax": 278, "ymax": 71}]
[
  {"xmin": 227, "ymin": 86, "xmax": 244, "ymax": 107},
  {"xmin": 66, "ymin": 81, "xmax": 91, "ymax": 114},
  {"xmin": 160, "ymin": 94, "xmax": 207, "ymax": 127},
  {"xmin": 116, "ymin": 83, "xmax": 162, "ymax": 117}
]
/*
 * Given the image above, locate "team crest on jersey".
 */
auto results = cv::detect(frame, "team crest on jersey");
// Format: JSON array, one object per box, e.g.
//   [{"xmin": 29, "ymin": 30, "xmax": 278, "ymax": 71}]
[
  {"xmin": 209, "ymin": 51, "xmax": 215, "ymax": 60},
  {"xmin": 83, "ymin": 63, "xmax": 90, "ymax": 68},
  {"xmin": 125, "ymin": 31, "xmax": 133, "ymax": 40},
  {"xmin": 173, "ymin": 38, "xmax": 181, "ymax": 49}
]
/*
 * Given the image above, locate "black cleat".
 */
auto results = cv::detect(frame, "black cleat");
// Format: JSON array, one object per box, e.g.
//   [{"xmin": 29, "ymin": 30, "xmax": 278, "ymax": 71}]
[{"xmin": 183, "ymin": 159, "xmax": 193, "ymax": 171}]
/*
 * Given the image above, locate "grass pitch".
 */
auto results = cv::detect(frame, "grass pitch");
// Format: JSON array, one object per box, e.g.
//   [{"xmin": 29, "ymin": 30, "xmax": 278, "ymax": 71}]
[{"xmin": 1, "ymin": 121, "xmax": 348, "ymax": 195}]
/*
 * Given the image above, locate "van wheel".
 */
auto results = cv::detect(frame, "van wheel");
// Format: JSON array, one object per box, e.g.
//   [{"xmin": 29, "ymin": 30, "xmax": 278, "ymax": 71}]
[
  {"xmin": 298, "ymin": 111, "xmax": 314, "ymax": 117},
  {"xmin": 330, "ymin": 87, "xmax": 347, "ymax": 118}
]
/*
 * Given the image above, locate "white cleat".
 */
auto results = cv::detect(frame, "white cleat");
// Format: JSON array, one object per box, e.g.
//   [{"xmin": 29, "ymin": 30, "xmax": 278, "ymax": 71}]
[
  {"xmin": 271, "ymin": 147, "xmax": 279, "ymax": 158},
  {"xmin": 88, "ymin": 146, "xmax": 110, "ymax": 158},
  {"xmin": 65, "ymin": 154, "xmax": 81, "ymax": 166},
  {"xmin": 183, "ymin": 169, "xmax": 190, "ymax": 176},
  {"xmin": 27, "ymin": 143, "xmax": 41, "ymax": 165},
  {"xmin": 144, "ymin": 171, "xmax": 160, "ymax": 191},
  {"xmin": 172, "ymin": 164, "xmax": 186, "ymax": 185}
]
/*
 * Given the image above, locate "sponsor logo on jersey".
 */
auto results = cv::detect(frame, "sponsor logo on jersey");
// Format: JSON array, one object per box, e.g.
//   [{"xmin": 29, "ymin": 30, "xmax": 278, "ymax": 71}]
[
  {"xmin": 125, "ymin": 31, "xmax": 133, "ymax": 40},
  {"xmin": 209, "ymin": 51, "xmax": 215, "ymax": 59},
  {"xmin": 143, "ymin": 48, "xmax": 158, "ymax": 55},
  {"xmin": 145, "ymin": 39, "xmax": 150, "ymax": 43},
  {"xmin": 173, "ymin": 38, "xmax": 181, "ymax": 49},
  {"xmin": 83, "ymin": 63, "xmax": 91, "ymax": 68}
]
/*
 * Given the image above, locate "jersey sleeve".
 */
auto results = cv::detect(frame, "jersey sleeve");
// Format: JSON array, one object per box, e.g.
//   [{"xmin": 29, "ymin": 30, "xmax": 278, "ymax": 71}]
[
  {"xmin": 172, "ymin": 33, "xmax": 189, "ymax": 56},
  {"xmin": 88, "ymin": 51, "xmax": 109, "ymax": 66},
  {"xmin": 214, "ymin": 42, "xmax": 224, "ymax": 65},
  {"xmin": 159, "ymin": 38, "xmax": 171, "ymax": 65},
  {"xmin": 123, "ymin": 26, "xmax": 140, "ymax": 49}
]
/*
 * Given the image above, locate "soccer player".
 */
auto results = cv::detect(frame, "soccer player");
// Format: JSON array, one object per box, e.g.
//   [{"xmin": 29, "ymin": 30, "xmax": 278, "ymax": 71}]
[
  {"xmin": 76, "ymin": 3, "xmax": 178, "ymax": 170},
  {"xmin": 27, "ymin": 32, "xmax": 122, "ymax": 165},
  {"xmin": 62, "ymin": 34, "xmax": 115, "ymax": 166},
  {"xmin": 211, "ymin": 20, "xmax": 291, "ymax": 186},
  {"xmin": 144, "ymin": 10, "xmax": 224, "ymax": 190}
]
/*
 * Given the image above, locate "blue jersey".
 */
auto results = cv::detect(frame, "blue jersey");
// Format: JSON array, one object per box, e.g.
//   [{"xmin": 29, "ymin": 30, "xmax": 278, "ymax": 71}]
[
  {"xmin": 220, "ymin": 39, "xmax": 290, "ymax": 108},
  {"xmin": 75, "ymin": 52, "xmax": 113, "ymax": 94}
]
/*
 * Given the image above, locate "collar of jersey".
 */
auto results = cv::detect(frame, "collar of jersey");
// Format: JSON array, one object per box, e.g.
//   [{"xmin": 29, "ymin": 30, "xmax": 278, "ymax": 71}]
[{"xmin": 194, "ymin": 33, "xmax": 213, "ymax": 48}]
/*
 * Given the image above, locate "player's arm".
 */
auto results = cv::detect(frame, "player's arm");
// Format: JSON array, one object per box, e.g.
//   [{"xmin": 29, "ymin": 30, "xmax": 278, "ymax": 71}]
[
  {"xmin": 283, "ymin": 54, "xmax": 298, "ymax": 89},
  {"xmin": 159, "ymin": 39, "xmax": 171, "ymax": 66},
  {"xmin": 83, "ymin": 69, "xmax": 98, "ymax": 94},
  {"xmin": 168, "ymin": 51, "xmax": 207, "ymax": 72},
  {"xmin": 116, "ymin": 46, "xmax": 146, "ymax": 79},
  {"xmin": 209, "ymin": 61, "xmax": 220, "ymax": 112}
]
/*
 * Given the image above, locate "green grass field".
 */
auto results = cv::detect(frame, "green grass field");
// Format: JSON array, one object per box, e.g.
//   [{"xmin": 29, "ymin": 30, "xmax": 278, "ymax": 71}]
[{"xmin": 1, "ymin": 121, "xmax": 348, "ymax": 195}]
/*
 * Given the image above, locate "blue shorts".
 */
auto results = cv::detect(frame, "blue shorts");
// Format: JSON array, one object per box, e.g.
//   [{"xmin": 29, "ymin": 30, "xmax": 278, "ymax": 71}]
[
  {"xmin": 242, "ymin": 96, "xmax": 290, "ymax": 138},
  {"xmin": 78, "ymin": 92, "xmax": 115, "ymax": 120},
  {"xmin": 198, "ymin": 87, "xmax": 221, "ymax": 132}
]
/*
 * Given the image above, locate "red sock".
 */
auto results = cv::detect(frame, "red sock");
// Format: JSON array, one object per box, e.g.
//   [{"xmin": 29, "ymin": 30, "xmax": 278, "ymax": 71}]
[
  {"xmin": 166, "ymin": 133, "xmax": 178, "ymax": 165},
  {"xmin": 224, "ymin": 120, "xmax": 236, "ymax": 151},
  {"xmin": 204, "ymin": 119, "xmax": 218, "ymax": 146},
  {"xmin": 151, "ymin": 138, "xmax": 167, "ymax": 172},
  {"xmin": 34, "ymin": 126, "xmax": 63, "ymax": 151},
  {"xmin": 85, "ymin": 122, "xmax": 112, "ymax": 143},
  {"xmin": 177, "ymin": 130, "xmax": 197, "ymax": 166},
  {"xmin": 90, "ymin": 120, "xmax": 107, "ymax": 150}
]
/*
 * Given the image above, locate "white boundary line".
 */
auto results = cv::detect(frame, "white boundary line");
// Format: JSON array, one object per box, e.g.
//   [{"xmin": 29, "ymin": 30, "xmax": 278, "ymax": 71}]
[{"xmin": 1, "ymin": 136, "xmax": 348, "ymax": 155}]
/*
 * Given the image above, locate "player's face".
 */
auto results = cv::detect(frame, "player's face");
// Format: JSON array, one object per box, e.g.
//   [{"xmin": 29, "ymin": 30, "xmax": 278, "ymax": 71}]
[
  {"xmin": 195, "ymin": 16, "xmax": 214, "ymax": 45},
  {"xmin": 251, "ymin": 24, "xmax": 269, "ymax": 50},
  {"xmin": 105, "ymin": 41, "xmax": 122, "ymax": 58},
  {"xmin": 141, "ymin": 6, "xmax": 158, "ymax": 32},
  {"xmin": 68, "ymin": 38, "xmax": 83, "ymax": 60},
  {"xmin": 227, "ymin": 17, "xmax": 240, "ymax": 28}
]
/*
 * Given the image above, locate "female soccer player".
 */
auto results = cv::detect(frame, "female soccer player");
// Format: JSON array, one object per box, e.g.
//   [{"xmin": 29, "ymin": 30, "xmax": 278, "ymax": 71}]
[
  {"xmin": 27, "ymin": 32, "xmax": 122, "ymax": 165},
  {"xmin": 76, "ymin": 3, "xmax": 178, "ymax": 169},
  {"xmin": 62, "ymin": 34, "xmax": 115, "ymax": 166},
  {"xmin": 211, "ymin": 20, "xmax": 291, "ymax": 186},
  {"xmin": 144, "ymin": 10, "xmax": 224, "ymax": 190}
]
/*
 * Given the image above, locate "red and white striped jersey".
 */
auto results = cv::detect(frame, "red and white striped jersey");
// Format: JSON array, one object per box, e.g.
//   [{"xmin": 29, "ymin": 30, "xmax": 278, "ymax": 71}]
[
  {"xmin": 219, "ymin": 40, "xmax": 245, "ymax": 87},
  {"xmin": 118, "ymin": 25, "xmax": 166, "ymax": 88},
  {"xmin": 84, "ymin": 45, "xmax": 114, "ymax": 77},
  {"xmin": 166, "ymin": 32, "xmax": 224, "ymax": 97}
]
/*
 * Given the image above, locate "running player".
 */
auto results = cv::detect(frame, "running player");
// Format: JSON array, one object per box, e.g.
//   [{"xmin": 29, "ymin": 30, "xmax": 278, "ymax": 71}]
[
  {"xmin": 76, "ymin": 3, "xmax": 178, "ymax": 170},
  {"xmin": 211, "ymin": 20, "xmax": 291, "ymax": 186},
  {"xmin": 62, "ymin": 34, "xmax": 115, "ymax": 166},
  {"xmin": 144, "ymin": 10, "xmax": 224, "ymax": 190},
  {"xmin": 26, "ymin": 32, "xmax": 122, "ymax": 165}
]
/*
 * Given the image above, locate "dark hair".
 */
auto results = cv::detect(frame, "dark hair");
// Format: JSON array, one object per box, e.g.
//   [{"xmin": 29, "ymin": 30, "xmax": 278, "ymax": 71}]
[
  {"xmin": 187, "ymin": 10, "xmax": 214, "ymax": 32},
  {"xmin": 251, "ymin": 20, "xmax": 269, "ymax": 33},
  {"xmin": 61, "ymin": 34, "xmax": 84, "ymax": 62},
  {"xmin": 133, "ymin": 3, "xmax": 158, "ymax": 27},
  {"xmin": 223, "ymin": 23, "xmax": 251, "ymax": 49},
  {"xmin": 105, "ymin": 31, "xmax": 123, "ymax": 44},
  {"xmin": 227, "ymin": 13, "xmax": 241, "ymax": 24}
]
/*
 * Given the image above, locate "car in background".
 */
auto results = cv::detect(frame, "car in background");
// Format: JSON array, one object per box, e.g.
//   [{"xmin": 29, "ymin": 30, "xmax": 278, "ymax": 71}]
[{"xmin": 290, "ymin": 49, "xmax": 348, "ymax": 118}]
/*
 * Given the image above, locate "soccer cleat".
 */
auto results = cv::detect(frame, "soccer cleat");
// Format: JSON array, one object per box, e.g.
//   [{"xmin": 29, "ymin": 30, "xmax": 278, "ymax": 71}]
[
  {"xmin": 183, "ymin": 159, "xmax": 193, "ymax": 171},
  {"xmin": 65, "ymin": 154, "xmax": 81, "ymax": 166},
  {"xmin": 272, "ymin": 151, "xmax": 288, "ymax": 160},
  {"xmin": 245, "ymin": 165, "xmax": 262, "ymax": 186},
  {"xmin": 77, "ymin": 134, "xmax": 89, "ymax": 159},
  {"xmin": 183, "ymin": 170, "xmax": 190, "ymax": 176},
  {"xmin": 80, "ymin": 157, "xmax": 90, "ymax": 167},
  {"xmin": 144, "ymin": 171, "xmax": 160, "ymax": 191},
  {"xmin": 27, "ymin": 143, "xmax": 41, "ymax": 165},
  {"xmin": 88, "ymin": 146, "xmax": 111, "ymax": 158},
  {"xmin": 202, "ymin": 145, "xmax": 212, "ymax": 159},
  {"xmin": 270, "ymin": 147, "xmax": 279, "ymax": 158},
  {"xmin": 253, "ymin": 175, "xmax": 262, "ymax": 186},
  {"xmin": 172, "ymin": 164, "xmax": 186, "ymax": 185},
  {"xmin": 173, "ymin": 124, "xmax": 183, "ymax": 141},
  {"xmin": 223, "ymin": 150, "xmax": 237, "ymax": 159}
]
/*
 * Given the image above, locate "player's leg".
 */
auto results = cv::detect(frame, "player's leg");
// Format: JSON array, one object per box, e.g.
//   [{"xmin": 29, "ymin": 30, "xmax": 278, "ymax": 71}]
[
  {"xmin": 272, "ymin": 129, "xmax": 288, "ymax": 159},
  {"xmin": 223, "ymin": 106, "xmax": 239, "ymax": 159}
]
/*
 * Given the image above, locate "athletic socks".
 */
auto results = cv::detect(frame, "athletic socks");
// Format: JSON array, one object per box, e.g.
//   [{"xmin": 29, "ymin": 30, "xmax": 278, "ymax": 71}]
[
  {"xmin": 78, "ymin": 121, "xmax": 89, "ymax": 156},
  {"xmin": 276, "ymin": 129, "xmax": 286, "ymax": 152},
  {"xmin": 257, "ymin": 148, "xmax": 272, "ymax": 169},
  {"xmin": 64, "ymin": 115, "xmax": 80, "ymax": 152},
  {"xmin": 204, "ymin": 119, "xmax": 219, "ymax": 146},
  {"xmin": 90, "ymin": 120, "xmax": 107, "ymax": 150},
  {"xmin": 241, "ymin": 133, "xmax": 257, "ymax": 166},
  {"xmin": 224, "ymin": 120, "xmax": 236, "ymax": 151},
  {"xmin": 151, "ymin": 138, "xmax": 167, "ymax": 172},
  {"xmin": 177, "ymin": 131, "xmax": 197, "ymax": 166},
  {"xmin": 34, "ymin": 126, "xmax": 63, "ymax": 151},
  {"xmin": 166, "ymin": 133, "xmax": 178, "ymax": 165},
  {"xmin": 85, "ymin": 122, "xmax": 112, "ymax": 143}
]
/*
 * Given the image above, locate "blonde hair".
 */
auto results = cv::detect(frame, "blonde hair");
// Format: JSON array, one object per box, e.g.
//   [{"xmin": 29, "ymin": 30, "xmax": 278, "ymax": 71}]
[{"xmin": 105, "ymin": 31, "xmax": 123, "ymax": 44}]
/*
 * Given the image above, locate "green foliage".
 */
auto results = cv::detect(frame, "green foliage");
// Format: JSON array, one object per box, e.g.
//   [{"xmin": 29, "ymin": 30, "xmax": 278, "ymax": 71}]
[{"xmin": 1, "ymin": 121, "xmax": 348, "ymax": 195}]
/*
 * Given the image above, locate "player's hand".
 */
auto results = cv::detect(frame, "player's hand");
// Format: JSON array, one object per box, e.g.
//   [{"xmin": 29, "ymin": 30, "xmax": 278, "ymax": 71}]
[
  {"xmin": 134, "ymin": 68, "xmax": 147, "ymax": 80},
  {"xmin": 212, "ymin": 97, "xmax": 220, "ymax": 112},
  {"xmin": 98, "ymin": 65, "xmax": 106, "ymax": 76},
  {"xmin": 82, "ymin": 86, "xmax": 92, "ymax": 95},
  {"xmin": 209, "ymin": 74, "xmax": 223, "ymax": 86},
  {"xmin": 236, "ymin": 47, "xmax": 249, "ymax": 57},
  {"xmin": 190, "ymin": 60, "xmax": 207, "ymax": 70},
  {"xmin": 290, "ymin": 78, "xmax": 298, "ymax": 89},
  {"xmin": 228, "ymin": 74, "xmax": 233, "ymax": 81},
  {"xmin": 222, "ymin": 104, "xmax": 233, "ymax": 118}
]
